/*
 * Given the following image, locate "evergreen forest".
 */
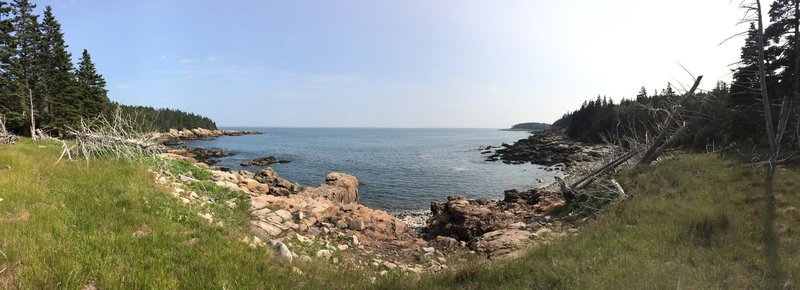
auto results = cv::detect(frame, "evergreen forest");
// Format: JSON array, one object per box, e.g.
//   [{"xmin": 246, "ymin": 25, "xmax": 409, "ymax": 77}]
[{"xmin": 0, "ymin": 1, "xmax": 216, "ymax": 136}]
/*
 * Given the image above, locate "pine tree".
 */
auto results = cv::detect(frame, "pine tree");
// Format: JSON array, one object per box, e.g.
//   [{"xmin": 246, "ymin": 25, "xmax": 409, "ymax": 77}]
[
  {"xmin": 728, "ymin": 23, "xmax": 767, "ymax": 143},
  {"xmin": 39, "ymin": 5, "xmax": 78, "ymax": 134},
  {"xmin": 75, "ymin": 49, "xmax": 108, "ymax": 118},
  {"xmin": 9, "ymin": 0, "xmax": 40, "ymax": 136},
  {"xmin": 661, "ymin": 83, "xmax": 676, "ymax": 96},
  {"xmin": 765, "ymin": 0, "xmax": 800, "ymax": 146},
  {"xmin": 636, "ymin": 86, "xmax": 647, "ymax": 102},
  {"xmin": 0, "ymin": 0, "xmax": 17, "ymax": 126}
]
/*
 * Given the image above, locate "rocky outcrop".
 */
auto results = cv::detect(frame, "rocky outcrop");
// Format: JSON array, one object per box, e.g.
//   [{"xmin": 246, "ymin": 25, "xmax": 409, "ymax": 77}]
[
  {"xmin": 423, "ymin": 189, "xmax": 566, "ymax": 256},
  {"xmin": 151, "ymin": 128, "xmax": 262, "ymax": 145},
  {"xmin": 240, "ymin": 156, "xmax": 290, "ymax": 167},
  {"xmin": 253, "ymin": 168, "xmax": 302, "ymax": 196},
  {"xmin": 471, "ymin": 229, "xmax": 534, "ymax": 256},
  {"xmin": 424, "ymin": 195, "xmax": 514, "ymax": 242},
  {"xmin": 183, "ymin": 147, "xmax": 227, "ymax": 165},
  {"xmin": 484, "ymin": 129, "xmax": 608, "ymax": 167},
  {"xmin": 300, "ymin": 172, "xmax": 359, "ymax": 204}
]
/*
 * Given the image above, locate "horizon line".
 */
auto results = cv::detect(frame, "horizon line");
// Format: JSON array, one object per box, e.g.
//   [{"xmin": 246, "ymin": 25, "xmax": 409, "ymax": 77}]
[{"xmin": 216, "ymin": 125, "xmax": 524, "ymax": 130}]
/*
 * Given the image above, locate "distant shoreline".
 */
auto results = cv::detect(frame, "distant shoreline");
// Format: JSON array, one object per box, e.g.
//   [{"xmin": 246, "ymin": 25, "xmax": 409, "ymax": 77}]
[{"xmin": 499, "ymin": 128, "xmax": 543, "ymax": 132}]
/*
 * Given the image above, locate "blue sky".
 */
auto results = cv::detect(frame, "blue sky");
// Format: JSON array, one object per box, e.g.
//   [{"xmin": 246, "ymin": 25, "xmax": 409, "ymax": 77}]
[{"xmin": 36, "ymin": 0, "xmax": 757, "ymax": 128}]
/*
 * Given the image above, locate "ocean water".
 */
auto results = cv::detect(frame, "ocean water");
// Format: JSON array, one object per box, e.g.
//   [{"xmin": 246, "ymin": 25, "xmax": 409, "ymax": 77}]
[{"xmin": 185, "ymin": 128, "xmax": 556, "ymax": 212}]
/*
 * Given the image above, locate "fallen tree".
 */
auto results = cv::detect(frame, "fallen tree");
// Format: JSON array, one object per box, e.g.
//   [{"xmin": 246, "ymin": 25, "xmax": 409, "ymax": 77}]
[{"xmin": 60, "ymin": 109, "xmax": 163, "ymax": 163}]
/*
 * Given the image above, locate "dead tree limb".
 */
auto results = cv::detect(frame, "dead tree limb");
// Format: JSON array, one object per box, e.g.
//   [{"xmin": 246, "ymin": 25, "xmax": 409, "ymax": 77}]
[
  {"xmin": 571, "ymin": 151, "xmax": 637, "ymax": 189},
  {"xmin": 556, "ymin": 176, "xmax": 579, "ymax": 202},
  {"xmin": 609, "ymin": 179, "xmax": 627, "ymax": 200},
  {"xmin": 755, "ymin": 0, "xmax": 779, "ymax": 158},
  {"xmin": 0, "ymin": 115, "xmax": 19, "ymax": 145},
  {"xmin": 644, "ymin": 121, "xmax": 689, "ymax": 163},
  {"xmin": 62, "ymin": 108, "xmax": 163, "ymax": 162},
  {"xmin": 638, "ymin": 76, "xmax": 703, "ymax": 165}
]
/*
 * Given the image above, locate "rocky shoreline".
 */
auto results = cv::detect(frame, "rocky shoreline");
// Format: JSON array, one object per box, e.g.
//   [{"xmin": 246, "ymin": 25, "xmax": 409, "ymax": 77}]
[
  {"xmin": 150, "ymin": 128, "xmax": 262, "ymax": 145},
  {"xmin": 156, "ymin": 128, "xmax": 610, "ymax": 273},
  {"xmin": 483, "ymin": 129, "xmax": 611, "ymax": 167}
]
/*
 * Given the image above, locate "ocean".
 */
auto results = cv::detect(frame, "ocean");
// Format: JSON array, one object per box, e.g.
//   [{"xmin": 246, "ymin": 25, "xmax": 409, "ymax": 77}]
[{"xmin": 184, "ymin": 128, "xmax": 557, "ymax": 212}]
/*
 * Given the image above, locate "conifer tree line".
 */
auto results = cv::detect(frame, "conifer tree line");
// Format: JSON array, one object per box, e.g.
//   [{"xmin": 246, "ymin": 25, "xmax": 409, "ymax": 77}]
[
  {"xmin": 554, "ymin": 0, "xmax": 800, "ymax": 152},
  {"xmin": 0, "ymin": 0, "xmax": 216, "ymax": 136},
  {"xmin": 116, "ymin": 104, "xmax": 217, "ymax": 132}
]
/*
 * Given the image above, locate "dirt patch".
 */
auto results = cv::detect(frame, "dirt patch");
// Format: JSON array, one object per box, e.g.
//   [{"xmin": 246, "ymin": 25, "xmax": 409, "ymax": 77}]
[{"xmin": 3, "ymin": 211, "xmax": 30, "ymax": 223}]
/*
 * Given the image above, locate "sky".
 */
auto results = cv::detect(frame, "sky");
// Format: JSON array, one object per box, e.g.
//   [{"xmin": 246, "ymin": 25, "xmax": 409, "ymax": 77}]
[{"xmin": 33, "ymin": 0, "xmax": 769, "ymax": 128}]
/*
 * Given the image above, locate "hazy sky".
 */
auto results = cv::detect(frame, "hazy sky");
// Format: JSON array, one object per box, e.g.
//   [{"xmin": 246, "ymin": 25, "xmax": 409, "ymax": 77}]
[{"xmin": 36, "ymin": 0, "xmax": 767, "ymax": 128}]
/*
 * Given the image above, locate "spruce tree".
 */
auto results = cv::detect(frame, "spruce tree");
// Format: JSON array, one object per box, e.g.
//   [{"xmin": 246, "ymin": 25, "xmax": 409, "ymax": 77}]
[
  {"xmin": 728, "ymin": 23, "xmax": 767, "ymax": 144},
  {"xmin": 0, "ymin": 0, "xmax": 18, "ymax": 127},
  {"xmin": 765, "ymin": 0, "xmax": 800, "ymax": 146},
  {"xmin": 39, "ymin": 5, "xmax": 78, "ymax": 134},
  {"xmin": 75, "ymin": 49, "xmax": 108, "ymax": 118},
  {"xmin": 9, "ymin": 0, "xmax": 40, "ymax": 136}
]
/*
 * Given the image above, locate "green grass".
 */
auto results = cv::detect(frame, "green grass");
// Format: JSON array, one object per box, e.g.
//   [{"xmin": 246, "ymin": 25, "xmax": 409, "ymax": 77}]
[
  {"xmin": 383, "ymin": 153, "xmax": 800, "ymax": 289},
  {"xmin": 0, "ymin": 139, "xmax": 375, "ymax": 289},
  {"xmin": 163, "ymin": 159, "xmax": 213, "ymax": 181}
]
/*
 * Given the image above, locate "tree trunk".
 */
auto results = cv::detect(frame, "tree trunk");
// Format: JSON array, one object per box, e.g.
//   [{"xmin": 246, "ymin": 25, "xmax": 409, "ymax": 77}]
[
  {"xmin": 756, "ymin": 0, "xmax": 778, "ymax": 158},
  {"xmin": 572, "ymin": 151, "xmax": 637, "ymax": 189},
  {"xmin": 27, "ymin": 85, "xmax": 37, "ymax": 140},
  {"xmin": 794, "ymin": 0, "xmax": 800, "ymax": 149}
]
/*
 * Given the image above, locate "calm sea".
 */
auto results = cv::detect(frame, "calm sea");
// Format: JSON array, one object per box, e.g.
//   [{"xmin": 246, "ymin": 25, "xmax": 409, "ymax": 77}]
[{"xmin": 185, "ymin": 128, "xmax": 556, "ymax": 212}]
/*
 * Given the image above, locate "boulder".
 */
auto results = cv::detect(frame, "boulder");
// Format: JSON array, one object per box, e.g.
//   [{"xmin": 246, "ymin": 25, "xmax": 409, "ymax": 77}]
[
  {"xmin": 245, "ymin": 179, "xmax": 270, "ymax": 195},
  {"xmin": 383, "ymin": 261, "xmax": 397, "ymax": 270},
  {"xmin": 429, "ymin": 236, "xmax": 459, "ymax": 251},
  {"xmin": 348, "ymin": 219, "xmax": 365, "ymax": 231},
  {"xmin": 423, "ymin": 195, "xmax": 512, "ymax": 242},
  {"xmin": 254, "ymin": 168, "xmax": 302, "ymax": 196},
  {"xmin": 301, "ymin": 172, "xmax": 359, "ymax": 203},
  {"xmin": 241, "ymin": 156, "xmax": 291, "ymax": 167},
  {"xmin": 471, "ymin": 229, "xmax": 533, "ymax": 256},
  {"xmin": 503, "ymin": 189, "xmax": 541, "ymax": 204},
  {"xmin": 316, "ymin": 249, "xmax": 332, "ymax": 259}
]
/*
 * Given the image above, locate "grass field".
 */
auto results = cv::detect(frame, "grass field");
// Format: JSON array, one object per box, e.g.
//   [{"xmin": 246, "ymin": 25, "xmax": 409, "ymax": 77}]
[{"xmin": 1, "ymin": 140, "xmax": 798, "ymax": 289}]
